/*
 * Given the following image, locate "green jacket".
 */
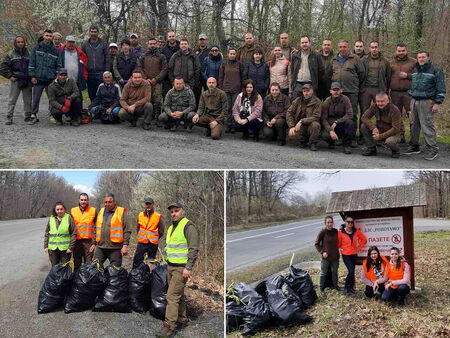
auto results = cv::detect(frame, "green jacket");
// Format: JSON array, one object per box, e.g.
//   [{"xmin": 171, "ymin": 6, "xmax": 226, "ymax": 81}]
[
  {"xmin": 197, "ymin": 87, "xmax": 228, "ymax": 124},
  {"xmin": 286, "ymin": 95, "xmax": 322, "ymax": 128},
  {"xmin": 331, "ymin": 53, "xmax": 365, "ymax": 94},
  {"xmin": 409, "ymin": 61, "xmax": 446, "ymax": 104},
  {"xmin": 48, "ymin": 78, "xmax": 80, "ymax": 110},
  {"xmin": 163, "ymin": 86, "xmax": 196, "ymax": 117},
  {"xmin": 28, "ymin": 41, "xmax": 61, "ymax": 82},
  {"xmin": 362, "ymin": 53, "xmax": 391, "ymax": 91}
]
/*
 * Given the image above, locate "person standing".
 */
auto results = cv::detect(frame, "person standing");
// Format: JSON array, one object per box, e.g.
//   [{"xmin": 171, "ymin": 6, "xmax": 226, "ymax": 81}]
[
  {"xmin": 389, "ymin": 44, "xmax": 416, "ymax": 142},
  {"xmin": 244, "ymin": 49, "xmax": 269, "ymax": 97},
  {"xmin": 268, "ymin": 46, "xmax": 291, "ymax": 96},
  {"xmin": 317, "ymin": 39, "xmax": 334, "ymax": 100},
  {"xmin": 28, "ymin": 29, "xmax": 61, "ymax": 125},
  {"xmin": 404, "ymin": 51, "xmax": 446, "ymax": 161},
  {"xmin": 113, "ymin": 39, "xmax": 138, "ymax": 88},
  {"xmin": 353, "ymin": 40, "xmax": 367, "ymax": 59},
  {"xmin": 81, "ymin": 25, "xmax": 110, "ymax": 102},
  {"xmin": 89, "ymin": 193, "xmax": 131, "ymax": 268},
  {"xmin": 286, "ymin": 84, "xmax": 322, "ymax": 151},
  {"xmin": 129, "ymin": 33, "xmax": 146, "ymax": 59},
  {"xmin": 192, "ymin": 77, "xmax": 228, "ymax": 139},
  {"xmin": 289, "ymin": 36, "xmax": 324, "ymax": 99},
  {"xmin": 236, "ymin": 33, "xmax": 264, "ymax": 65},
  {"xmin": 161, "ymin": 31, "xmax": 180, "ymax": 97},
  {"xmin": 44, "ymin": 202, "xmax": 77, "ymax": 267},
  {"xmin": 278, "ymin": 32, "xmax": 297, "ymax": 61},
  {"xmin": 218, "ymin": 48, "xmax": 244, "ymax": 132},
  {"xmin": 0, "ymin": 36, "xmax": 32, "ymax": 125},
  {"xmin": 158, "ymin": 203, "xmax": 199, "ymax": 337},
  {"xmin": 71, "ymin": 193, "xmax": 97, "ymax": 270},
  {"xmin": 338, "ymin": 216, "xmax": 367, "ymax": 296},
  {"xmin": 331, "ymin": 40, "xmax": 365, "ymax": 146},
  {"xmin": 133, "ymin": 198, "xmax": 164, "ymax": 269},
  {"xmin": 52, "ymin": 32, "xmax": 63, "ymax": 50},
  {"xmin": 201, "ymin": 45, "xmax": 223, "ymax": 88},
  {"xmin": 108, "ymin": 43, "xmax": 118, "ymax": 77},
  {"xmin": 315, "ymin": 216, "xmax": 340, "ymax": 295},
  {"xmin": 47, "ymin": 68, "xmax": 82, "ymax": 126},
  {"xmin": 195, "ymin": 33, "xmax": 210, "ymax": 101},
  {"xmin": 135, "ymin": 37, "xmax": 168, "ymax": 123}
]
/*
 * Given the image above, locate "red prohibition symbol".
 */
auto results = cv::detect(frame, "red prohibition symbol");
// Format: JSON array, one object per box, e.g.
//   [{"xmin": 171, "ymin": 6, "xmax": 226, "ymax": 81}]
[{"xmin": 392, "ymin": 234, "xmax": 402, "ymax": 244}]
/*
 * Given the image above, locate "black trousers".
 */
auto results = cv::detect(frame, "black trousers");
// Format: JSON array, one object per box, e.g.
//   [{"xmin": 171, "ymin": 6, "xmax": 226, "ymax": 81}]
[
  {"xmin": 132, "ymin": 242, "xmax": 158, "ymax": 268},
  {"xmin": 93, "ymin": 247, "xmax": 122, "ymax": 267},
  {"xmin": 342, "ymin": 254, "xmax": 357, "ymax": 290}
]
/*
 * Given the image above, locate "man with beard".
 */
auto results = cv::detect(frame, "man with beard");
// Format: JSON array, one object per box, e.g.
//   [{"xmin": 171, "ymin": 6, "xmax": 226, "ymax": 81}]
[
  {"xmin": 130, "ymin": 33, "xmax": 146, "ymax": 58},
  {"xmin": 278, "ymin": 32, "xmax": 297, "ymax": 61},
  {"xmin": 1, "ymin": 36, "xmax": 32, "ymax": 124},
  {"xmin": 353, "ymin": 40, "xmax": 367, "ymax": 59},
  {"xmin": 236, "ymin": 32, "xmax": 265, "ymax": 65},
  {"xmin": 135, "ymin": 37, "xmax": 168, "ymax": 126},
  {"xmin": 161, "ymin": 31, "xmax": 180, "ymax": 97},
  {"xmin": 191, "ymin": 77, "xmax": 228, "ymax": 139}
]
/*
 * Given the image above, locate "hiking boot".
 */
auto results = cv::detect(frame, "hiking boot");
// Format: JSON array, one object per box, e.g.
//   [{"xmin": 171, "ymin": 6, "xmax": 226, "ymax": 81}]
[
  {"xmin": 48, "ymin": 116, "xmax": 57, "ymax": 125},
  {"xmin": 349, "ymin": 288, "xmax": 356, "ymax": 294},
  {"xmin": 278, "ymin": 139, "xmax": 286, "ymax": 146},
  {"xmin": 205, "ymin": 129, "xmax": 211, "ymax": 137},
  {"xmin": 343, "ymin": 288, "xmax": 351, "ymax": 296},
  {"xmin": 299, "ymin": 142, "xmax": 308, "ymax": 148},
  {"xmin": 176, "ymin": 321, "xmax": 188, "ymax": 330},
  {"xmin": 343, "ymin": 146, "xmax": 352, "ymax": 154},
  {"xmin": 186, "ymin": 124, "xmax": 193, "ymax": 133},
  {"xmin": 350, "ymin": 139, "xmax": 358, "ymax": 148},
  {"xmin": 403, "ymin": 145, "xmax": 421, "ymax": 155},
  {"xmin": 423, "ymin": 149, "xmax": 438, "ymax": 161},
  {"xmin": 362, "ymin": 147, "xmax": 377, "ymax": 156},
  {"xmin": 5, "ymin": 118, "xmax": 12, "ymax": 125},
  {"xmin": 156, "ymin": 323, "xmax": 175, "ymax": 337},
  {"xmin": 242, "ymin": 130, "xmax": 249, "ymax": 140},
  {"xmin": 27, "ymin": 114, "xmax": 38, "ymax": 125},
  {"xmin": 391, "ymin": 146, "xmax": 400, "ymax": 159},
  {"xmin": 328, "ymin": 142, "xmax": 335, "ymax": 150},
  {"xmin": 170, "ymin": 124, "xmax": 178, "ymax": 132},
  {"xmin": 253, "ymin": 131, "xmax": 260, "ymax": 142},
  {"xmin": 357, "ymin": 136, "xmax": 364, "ymax": 145},
  {"xmin": 310, "ymin": 143, "xmax": 318, "ymax": 151},
  {"xmin": 71, "ymin": 117, "xmax": 80, "ymax": 127},
  {"xmin": 398, "ymin": 299, "xmax": 406, "ymax": 307},
  {"xmin": 24, "ymin": 116, "xmax": 31, "ymax": 122},
  {"xmin": 142, "ymin": 123, "xmax": 151, "ymax": 130},
  {"xmin": 334, "ymin": 286, "xmax": 341, "ymax": 291},
  {"xmin": 130, "ymin": 119, "xmax": 137, "ymax": 127}
]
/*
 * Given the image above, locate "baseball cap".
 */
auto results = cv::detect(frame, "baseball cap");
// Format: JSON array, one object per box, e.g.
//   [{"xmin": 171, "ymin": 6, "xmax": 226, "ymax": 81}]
[
  {"xmin": 109, "ymin": 43, "xmax": 118, "ymax": 48},
  {"xmin": 331, "ymin": 82, "xmax": 342, "ymax": 89},
  {"xmin": 130, "ymin": 33, "xmax": 138, "ymax": 38},
  {"xmin": 198, "ymin": 34, "xmax": 207, "ymax": 40},
  {"xmin": 65, "ymin": 35, "xmax": 75, "ymax": 42},
  {"xmin": 302, "ymin": 83, "xmax": 312, "ymax": 90},
  {"xmin": 144, "ymin": 198, "xmax": 154, "ymax": 204},
  {"xmin": 167, "ymin": 202, "xmax": 184, "ymax": 210},
  {"xmin": 58, "ymin": 68, "xmax": 68, "ymax": 75}
]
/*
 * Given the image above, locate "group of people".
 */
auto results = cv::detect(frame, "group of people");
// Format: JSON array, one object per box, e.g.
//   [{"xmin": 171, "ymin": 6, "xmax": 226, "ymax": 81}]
[
  {"xmin": 315, "ymin": 216, "xmax": 411, "ymax": 306},
  {"xmin": 1, "ymin": 28, "xmax": 446, "ymax": 159},
  {"xmin": 43, "ymin": 192, "xmax": 199, "ymax": 337}
]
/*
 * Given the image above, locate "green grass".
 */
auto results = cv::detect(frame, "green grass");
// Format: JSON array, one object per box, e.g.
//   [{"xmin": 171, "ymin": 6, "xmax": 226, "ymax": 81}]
[{"xmin": 227, "ymin": 231, "xmax": 450, "ymax": 337}]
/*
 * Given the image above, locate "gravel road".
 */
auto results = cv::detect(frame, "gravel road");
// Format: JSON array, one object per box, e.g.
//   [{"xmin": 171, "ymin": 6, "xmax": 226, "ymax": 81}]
[
  {"xmin": 1, "ymin": 81, "xmax": 449, "ymax": 169},
  {"xmin": 0, "ymin": 218, "xmax": 223, "ymax": 338}
]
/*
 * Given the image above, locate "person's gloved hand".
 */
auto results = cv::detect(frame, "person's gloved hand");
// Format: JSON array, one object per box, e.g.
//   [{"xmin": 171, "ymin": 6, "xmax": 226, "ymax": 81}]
[{"xmin": 61, "ymin": 98, "xmax": 71, "ymax": 113}]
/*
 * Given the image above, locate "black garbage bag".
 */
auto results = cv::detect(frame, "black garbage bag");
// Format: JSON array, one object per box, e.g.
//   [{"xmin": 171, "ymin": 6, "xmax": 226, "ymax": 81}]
[
  {"xmin": 64, "ymin": 262, "xmax": 107, "ymax": 313},
  {"xmin": 229, "ymin": 283, "xmax": 271, "ymax": 336},
  {"xmin": 128, "ymin": 261, "xmax": 151, "ymax": 313},
  {"xmin": 93, "ymin": 265, "xmax": 131, "ymax": 313},
  {"xmin": 265, "ymin": 275, "xmax": 311, "ymax": 327},
  {"xmin": 226, "ymin": 300, "xmax": 245, "ymax": 333},
  {"xmin": 284, "ymin": 266, "xmax": 317, "ymax": 308},
  {"xmin": 37, "ymin": 261, "xmax": 74, "ymax": 314},
  {"xmin": 149, "ymin": 263, "xmax": 168, "ymax": 320}
]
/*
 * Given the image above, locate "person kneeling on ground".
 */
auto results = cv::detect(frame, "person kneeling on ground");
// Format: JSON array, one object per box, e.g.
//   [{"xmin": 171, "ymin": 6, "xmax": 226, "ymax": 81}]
[
  {"xmin": 88, "ymin": 71, "xmax": 121, "ymax": 123},
  {"xmin": 262, "ymin": 82, "xmax": 290, "ymax": 146},
  {"xmin": 118, "ymin": 70, "xmax": 153, "ymax": 129},
  {"xmin": 159, "ymin": 77, "xmax": 196, "ymax": 132},
  {"xmin": 286, "ymin": 83, "xmax": 322, "ymax": 151},
  {"xmin": 191, "ymin": 77, "xmax": 227, "ymax": 139},
  {"xmin": 361, "ymin": 246, "xmax": 389, "ymax": 298},
  {"xmin": 232, "ymin": 79, "xmax": 263, "ymax": 141},
  {"xmin": 360, "ymin": 92, "xmax": 404, "ymax": 158},
  {"xmin": 321, "ymin": 82, "xmax": 354, "ymax": 154},
  {"xmin": 48, "ymin": 68, "xmax": 82, "ymax": 126},
  {"xmin": 381, "ymin": 247, "xmax": 411, "ymax": 306}
]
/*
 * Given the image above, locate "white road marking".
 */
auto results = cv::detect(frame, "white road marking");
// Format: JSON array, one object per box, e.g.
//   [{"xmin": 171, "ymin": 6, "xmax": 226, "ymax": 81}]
[{"xmin": 275, "ymin": 233, "xmax": 294, "ymax": 239}]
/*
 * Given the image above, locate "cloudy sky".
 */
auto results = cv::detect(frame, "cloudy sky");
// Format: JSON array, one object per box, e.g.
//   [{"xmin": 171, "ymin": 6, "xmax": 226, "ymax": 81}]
[{"xmin": 51, "ymin": 170, "xmax": 101, "ymax": 196}]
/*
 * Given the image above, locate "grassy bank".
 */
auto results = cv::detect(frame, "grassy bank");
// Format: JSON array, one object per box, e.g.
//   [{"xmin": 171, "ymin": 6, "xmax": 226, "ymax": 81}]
[{"xmin": 227, "ymin": 231, "xmax": 450, "ymax": 337}]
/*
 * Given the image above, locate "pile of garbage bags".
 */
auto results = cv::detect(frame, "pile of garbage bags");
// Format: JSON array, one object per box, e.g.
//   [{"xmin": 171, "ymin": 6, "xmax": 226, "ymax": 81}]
[
  {"xmin": 226, "ymin": 266, "xmax": 316, "ymax": 336},
  {"xmin": 37, "ymin": 260, "xmax": 168, "ymax": 318}
]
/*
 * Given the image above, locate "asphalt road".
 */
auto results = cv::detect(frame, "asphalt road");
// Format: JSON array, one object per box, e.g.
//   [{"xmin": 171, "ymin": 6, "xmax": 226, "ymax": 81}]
[
  {"xmin": 1, "ymin": 81, "xmax": 449, "ymax": 169},
  {"xmin": 226, "ymin": 217, "xmax": 450, "ymax": 272},
  {"xmin": 0, "ymin": 217, "xmax": 223, "ymax": 337}
]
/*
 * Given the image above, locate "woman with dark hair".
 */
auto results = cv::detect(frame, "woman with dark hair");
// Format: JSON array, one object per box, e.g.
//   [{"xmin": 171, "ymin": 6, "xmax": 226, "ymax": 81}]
[
  {"xmin": 338, "ymin": 215, "xmax": 367, "ymax": 296},
  {"xmin": 381, "ymin": 247, "xmax": 411, "ymax": 306},
  {"xmin": 232, "ymin": 79, "xmax": 263, "ymax": 141},
  {"xmin": 269, "ymin": 46, "xmax": 291, "ymax": 96},
  {"xmin": 262, "ymin": 82, "xmax": 290, "ymax": 145},
  {"xmin": 44, "ymin": 202, "xmax": 77, "ymax": 266},
  {"xmin": 244, "ymin": 49, "xmax": 269, "ymax": 97},
  {"xmin": 361, "ymin": 246, "xmax": 389, "ymax": 298}
]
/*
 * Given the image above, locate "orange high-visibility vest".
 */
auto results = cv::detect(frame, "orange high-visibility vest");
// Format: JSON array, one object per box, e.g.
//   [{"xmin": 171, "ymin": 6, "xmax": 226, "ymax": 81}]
[
  {"xmin": 137, "ymin": 211, "xmax": 161, "ymax": 244},
  {"xmin": 387, "ymin": 261, "xmax": 408, "ymax": 289},
  {"xmin": 362, "ymin": 255, "xmax": 389, "ymax": 282},
  {"xmin": 71, "ymin": 206, "xmax": 96, "ymax": 240},
  {"xmin": 96, "ymin": 206, "xmax": 125, "ymax": 243}
]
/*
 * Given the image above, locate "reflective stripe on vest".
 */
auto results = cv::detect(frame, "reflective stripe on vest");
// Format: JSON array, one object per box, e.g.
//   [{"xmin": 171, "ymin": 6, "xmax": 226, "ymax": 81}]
[
  {"xmin": 362, "ymin": 255, "xmax": 389, "ymax": 282},
  {"xmin": 96, "ymin": 207, "xmax": 125, "ymax": 243},
  {"xmin": 48, "ymin": 213, "xmax": 70, "ymax": 250},
  {"xmin": 387, "ymin": 261, "xmax": 407, "ymax": 289},
  {"xmin": 71, "ymin": 206, "xmax": 96, "ymax": 240},
  {"xmin": 166, "ymin": 217, "xmax": 189, "ymax": 264},
  {"xmin": 137, "ymin": 211, "xmax": 161, "ymax": 244}
]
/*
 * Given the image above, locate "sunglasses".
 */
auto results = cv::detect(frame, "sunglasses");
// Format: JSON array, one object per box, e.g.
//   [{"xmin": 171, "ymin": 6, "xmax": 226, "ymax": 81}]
[
  {"xmin": 211, "ymin": 49, "xmax": 219, "ymax": 52},
  {"xmin": 346, "ymin": 220, "xmax": 354, "ymax": 224}
]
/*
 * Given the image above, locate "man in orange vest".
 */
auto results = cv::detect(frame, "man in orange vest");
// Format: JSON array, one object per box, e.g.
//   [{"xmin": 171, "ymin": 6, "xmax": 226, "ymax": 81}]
[
  {"xmin": 132, "ymin": 198, "xmax": 164, "ymax": 268},
  {"xmin": 89, "ymin": 193, "xmax": 131, "ymax": 267},
  {"xmin": 71, "ymin": 193, "xmax": 97, "ymax": 270}
]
